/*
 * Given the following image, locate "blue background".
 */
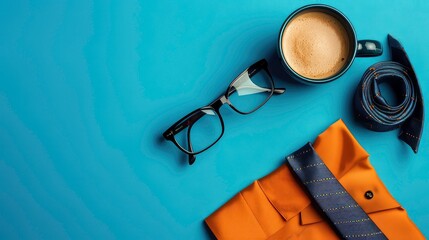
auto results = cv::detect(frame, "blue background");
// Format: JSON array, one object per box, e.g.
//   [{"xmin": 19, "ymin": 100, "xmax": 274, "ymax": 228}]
[{"xmin": 1, "ymin": 0, "xmax": 428, "ymax": 239}]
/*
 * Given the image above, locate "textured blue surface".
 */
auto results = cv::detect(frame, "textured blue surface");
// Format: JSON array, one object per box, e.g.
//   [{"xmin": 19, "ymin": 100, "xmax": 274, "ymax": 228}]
[{"xmin": 0, "ymin": 0, "xmax": 428, "ymax": 239}]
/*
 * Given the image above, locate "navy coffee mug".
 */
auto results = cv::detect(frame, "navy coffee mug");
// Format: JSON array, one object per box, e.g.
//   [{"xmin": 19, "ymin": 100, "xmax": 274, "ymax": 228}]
[{"xmin": 278, "ymin": 4, "xmax": 383, "ymax": 84}]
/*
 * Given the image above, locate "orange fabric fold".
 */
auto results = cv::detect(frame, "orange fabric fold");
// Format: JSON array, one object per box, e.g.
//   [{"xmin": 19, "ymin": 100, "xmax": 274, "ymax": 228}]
[{"xmin": 205, "ymin": 119, "xmax": 424, "ymax": 239}]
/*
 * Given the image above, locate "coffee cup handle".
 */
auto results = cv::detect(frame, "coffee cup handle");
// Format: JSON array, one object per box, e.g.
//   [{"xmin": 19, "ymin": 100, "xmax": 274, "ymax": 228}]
[{"xmin": 356, "ymin": 40, "xmax": 383, "ymax": 57}]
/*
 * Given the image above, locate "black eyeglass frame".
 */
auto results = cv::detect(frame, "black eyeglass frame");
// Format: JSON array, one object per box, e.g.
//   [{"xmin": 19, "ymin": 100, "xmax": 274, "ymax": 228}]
[{"xmin": 162, "ymin": 59, "xmax": 285, "ymax": 164}]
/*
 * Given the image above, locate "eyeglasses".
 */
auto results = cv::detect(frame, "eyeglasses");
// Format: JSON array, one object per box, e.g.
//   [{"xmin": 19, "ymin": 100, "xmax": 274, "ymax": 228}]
[{"xmin": 162, "ymin": 59, "xmax": 285, "ymax": 165}]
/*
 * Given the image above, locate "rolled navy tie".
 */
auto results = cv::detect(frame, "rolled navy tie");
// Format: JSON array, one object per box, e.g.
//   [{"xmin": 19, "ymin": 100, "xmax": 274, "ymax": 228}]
[{"xmin": 353, "ymin": 35, "xmax": 424, "ymax": 153}]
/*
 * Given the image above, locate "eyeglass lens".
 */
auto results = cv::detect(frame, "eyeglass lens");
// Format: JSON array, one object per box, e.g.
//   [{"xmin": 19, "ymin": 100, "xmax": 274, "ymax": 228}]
[
  {"xmin": 227, "ymin": 69, "xmax": 273, "ymax": 113},
  {"xmin": 173, "ymin": 108, "xmax": 223, "ymax": 154}
]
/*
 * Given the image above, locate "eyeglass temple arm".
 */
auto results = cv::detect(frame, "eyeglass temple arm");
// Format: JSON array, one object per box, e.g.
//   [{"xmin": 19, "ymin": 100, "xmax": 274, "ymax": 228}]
[
  {"xmin": 274, "ymin": 88, "xmax": 286, "ymax": 94},
  {"xmin": 165, "ymin": 110, "xmax": 207, "ymax": 138}
]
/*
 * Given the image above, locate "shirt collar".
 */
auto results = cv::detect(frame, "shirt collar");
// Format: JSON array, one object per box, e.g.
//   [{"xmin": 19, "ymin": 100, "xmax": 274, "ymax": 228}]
[{"xmin": 258, "ymin": 119, "xmax": 399, "ymax": 222}]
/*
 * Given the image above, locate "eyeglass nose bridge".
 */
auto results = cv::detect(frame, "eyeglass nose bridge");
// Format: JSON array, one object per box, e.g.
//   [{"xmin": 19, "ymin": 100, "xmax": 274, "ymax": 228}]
[{"xmin": 207, "ymin": 94, "xmax": 230, "ymax": 110}]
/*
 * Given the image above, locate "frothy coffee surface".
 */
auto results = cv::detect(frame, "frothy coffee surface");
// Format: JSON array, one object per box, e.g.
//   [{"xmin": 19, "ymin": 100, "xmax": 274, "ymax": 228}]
[{"xmin": 281, "ymin": 12, "xmax": 350, "ymax": 79}]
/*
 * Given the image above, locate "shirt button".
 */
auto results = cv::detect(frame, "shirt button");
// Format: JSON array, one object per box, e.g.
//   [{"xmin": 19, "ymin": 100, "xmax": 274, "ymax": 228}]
[{"xmin": 365, "ymin": 191, "xmax": 374, "ymax": 199}]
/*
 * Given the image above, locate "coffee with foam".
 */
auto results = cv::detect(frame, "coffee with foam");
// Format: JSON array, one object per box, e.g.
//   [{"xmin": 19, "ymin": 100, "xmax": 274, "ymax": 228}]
[{"xmin": 281, "ymin": 11, "xmax": 350, "ymax": 80}]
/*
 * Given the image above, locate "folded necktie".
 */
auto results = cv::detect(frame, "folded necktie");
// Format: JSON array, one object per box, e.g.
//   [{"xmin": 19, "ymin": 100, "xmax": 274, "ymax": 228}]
[{"xmin": 354, "ymin": 35, "xmax": 424, "ymax": 153}]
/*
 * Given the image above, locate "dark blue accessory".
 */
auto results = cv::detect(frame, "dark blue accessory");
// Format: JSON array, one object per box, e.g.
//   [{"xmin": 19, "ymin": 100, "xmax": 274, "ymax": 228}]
[
  {"xmin": 354, "ymin": 35, "xmax": 424, "ymax": 153},
  {"xmin": 286, "ymin": 143, "xmax": 387, "ymax": 240}
]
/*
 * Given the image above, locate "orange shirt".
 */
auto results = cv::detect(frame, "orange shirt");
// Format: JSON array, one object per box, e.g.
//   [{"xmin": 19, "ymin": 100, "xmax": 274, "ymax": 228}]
[{"xmin": 205, "ymin": 120, "xmax": 424, "ymax": 239}]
